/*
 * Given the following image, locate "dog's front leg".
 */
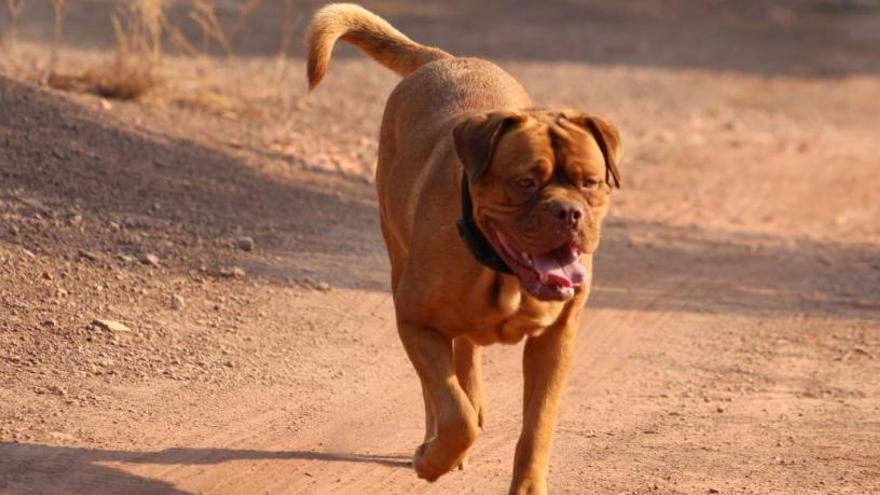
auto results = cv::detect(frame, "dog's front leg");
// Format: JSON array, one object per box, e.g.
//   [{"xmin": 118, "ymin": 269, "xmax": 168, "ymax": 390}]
[
  {"xmin": 453, "ymin": 336, "xmax": 483, "ymax": 470},
  {"xmin": 509, "ymin": 318, "xmax": 579, "ymax": 495},
  {"xmin": 454, "ymin": 336, "xmax": 484, "ymax": 429},
  {"xmin": 399, "ymin": 321, "xmax": 479, "ymax": 482}
]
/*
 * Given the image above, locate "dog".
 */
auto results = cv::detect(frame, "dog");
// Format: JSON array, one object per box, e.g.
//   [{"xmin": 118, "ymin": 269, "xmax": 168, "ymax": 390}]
[{"xmin": 307, "ymin": 4, "xmax": 622, "ymax": 494}]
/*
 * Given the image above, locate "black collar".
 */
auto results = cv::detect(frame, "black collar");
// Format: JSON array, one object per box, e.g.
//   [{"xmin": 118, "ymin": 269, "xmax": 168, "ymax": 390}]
[{"xmin": 456, "ymin": 176, "xmax": 514, "ymax": 275}]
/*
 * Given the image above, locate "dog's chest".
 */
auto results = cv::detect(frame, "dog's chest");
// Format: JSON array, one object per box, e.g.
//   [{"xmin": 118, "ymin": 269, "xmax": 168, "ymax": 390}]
[
  {"xmin": 497, "ymin": 309, "xmax": 561, "ymax": 343},
  {"xmin": 468, "ymin": 293, "xmax": 567, "ymax": 345}
]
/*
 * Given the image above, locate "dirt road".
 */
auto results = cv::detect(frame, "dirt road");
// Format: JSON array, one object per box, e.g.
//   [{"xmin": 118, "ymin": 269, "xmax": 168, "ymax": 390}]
[{"xmin": 1, "ymin": 1, "xmax": 879, "ymax": 494}]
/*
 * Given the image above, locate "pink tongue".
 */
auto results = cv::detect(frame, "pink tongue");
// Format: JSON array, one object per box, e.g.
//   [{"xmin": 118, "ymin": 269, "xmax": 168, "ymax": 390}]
[{"xmin": 532, "ymin": 247, "xmax": 587, "ymax": 288}]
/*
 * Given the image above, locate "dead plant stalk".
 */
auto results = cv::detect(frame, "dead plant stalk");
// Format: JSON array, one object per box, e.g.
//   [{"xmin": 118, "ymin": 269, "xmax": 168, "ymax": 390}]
[
  {"xmin": 5, "ymin": 0, "xmax": 25, "ymax": 50},
  {"xmin": 48, "ymin": 0, "xmax": 65, "ymax": 73}
]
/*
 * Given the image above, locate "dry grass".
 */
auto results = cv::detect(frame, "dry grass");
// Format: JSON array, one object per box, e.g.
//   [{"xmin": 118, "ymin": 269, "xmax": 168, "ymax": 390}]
[
  {"xmin": 2, "ymin": 0, "xmax": 294, "ymax": 118},
  {"xmin": 43, "ymin": 0, "xmax": 161, "ymax": 99},
  {"xmin": 189, "ymin": 0, "xmax": 232, "ymax": 57},
  {"xmin": 0, "ymin": 0, "xmax": 37, "ymax": 76},
  {"xmin": 47, "ymin": 0, "xmax": 65, "ymax": 73},
  {"xmin": 38, "ymin": 0, "xmax": 252, "ymax": 102},
  {"xmin": 3, "ymin": 0, "xmax": 26, "ymax": 49}
]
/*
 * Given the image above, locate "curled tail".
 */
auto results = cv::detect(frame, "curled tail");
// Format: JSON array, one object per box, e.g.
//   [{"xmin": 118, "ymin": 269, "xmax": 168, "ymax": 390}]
[{"xmin": 307, "ymin": 3, "xmax": 452, "ymax": 90}]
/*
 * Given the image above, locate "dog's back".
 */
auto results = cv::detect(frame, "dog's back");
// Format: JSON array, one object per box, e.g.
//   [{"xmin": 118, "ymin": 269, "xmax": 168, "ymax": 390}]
[
  {"xmin": 307, "ymin": 3, "xmax": 530, "ymax": 259},
  {"xmin": 306, "ymin": 3, "xmax": 529, "ymax": 132}
]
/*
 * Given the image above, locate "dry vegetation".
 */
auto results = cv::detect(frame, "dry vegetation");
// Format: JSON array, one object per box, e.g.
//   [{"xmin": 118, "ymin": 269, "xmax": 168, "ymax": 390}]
[
  {"xmin": 1, "ymin": 0, "xmax": 293, "ymax": 111},
  {"xmin": 3, "ymin": 0, "xmax": 25, "ymax": 50}
]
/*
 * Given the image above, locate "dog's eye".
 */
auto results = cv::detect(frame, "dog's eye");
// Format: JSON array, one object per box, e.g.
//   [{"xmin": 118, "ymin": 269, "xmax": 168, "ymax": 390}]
[
  {"xmin": 580, "ymin": 178, "xmax": 602, "ymax": 191},
  {"xmin": 515, "ymin": 177, "xmax": 537, "ymax": 190}
]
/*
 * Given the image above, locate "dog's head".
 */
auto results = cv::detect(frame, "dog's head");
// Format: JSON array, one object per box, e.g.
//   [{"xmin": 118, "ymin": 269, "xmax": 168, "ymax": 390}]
[{"xmin": 453, "ymin": 109, "xmax": 622, "ymax": 302}]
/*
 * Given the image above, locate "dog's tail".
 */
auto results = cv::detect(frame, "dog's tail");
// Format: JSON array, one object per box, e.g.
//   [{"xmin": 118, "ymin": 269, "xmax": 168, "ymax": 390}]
[{"xmin": 307, "ymin": 3, "xmax": 452, "ymax": 90}]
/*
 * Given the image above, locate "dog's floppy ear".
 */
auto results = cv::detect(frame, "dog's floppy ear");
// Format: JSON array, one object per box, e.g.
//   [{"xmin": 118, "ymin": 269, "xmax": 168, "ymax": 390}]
[
  {"xmin": 563, "ymin": 113, "xmax": 623, "ymax": 189},
  {"xmin": 453, "ymin": 110, "xmax": 525, "ymax": 180}
]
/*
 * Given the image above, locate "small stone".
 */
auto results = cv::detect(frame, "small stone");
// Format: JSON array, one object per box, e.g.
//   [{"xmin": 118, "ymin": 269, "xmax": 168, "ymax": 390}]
[
  {"xmin": 47, "ymin": 385, "xmax": 67, "ymax": 397},
  {"xmin": 708, "ymin": 489, "xmax": 720, "ymax": 494},
  {"xmin": 91, "ymin": 319, "xmax": 132, "ymax": 333},
  {"xmin": 117, "ymin": 253, "xmax": 135, "ymax": 263},
  {"xmin": 170, "ymin": 294, "xmax": 185, "ymax": 311},
  {"xmin": 68, "ymin": 214, "xmax": 83, "ymax": 226},
  {"xmin": 78, "ymin": 250, "xmax": 100, "ymax": 261},
  {"xmin": 42, "ymin": 271, "xmax": 53, "ymax": 280},
  {"xmin": 220, "ymin": 266, "xmax": 246, "ymax": 278},
  {"xmin": 48, "ymin": 431, "xmax": 77, "ymax": 442},
  {"xmin": 223, "ymin": 361, "xmax": 235, "ymax": 368},
  {"xmin": 853, "ymin": 347, "xmax": 874, "ymax": 359},
  {"xmin": 716, "ymin": 406, "xmax": 725, "ymax": 413},
  {"xmin": 315, "ymin": 282, "xmax": 332, "ymax": 292},
  {"xmin": 42, "ymin": 319, "xmax": 58, "ymax": 328},
  {"xmin": 236, "ymin": 237, "xmax": 255, "ymax": 252},
  {"xmin": 139, "ymin": 253, "xmax": 160, "ymax": 267}
]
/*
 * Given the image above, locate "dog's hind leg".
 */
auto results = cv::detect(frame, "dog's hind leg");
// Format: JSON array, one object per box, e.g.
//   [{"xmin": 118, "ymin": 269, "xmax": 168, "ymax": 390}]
[{"xmin": 398, "ymin": 322, "xmax": 479, "ymax": 482}]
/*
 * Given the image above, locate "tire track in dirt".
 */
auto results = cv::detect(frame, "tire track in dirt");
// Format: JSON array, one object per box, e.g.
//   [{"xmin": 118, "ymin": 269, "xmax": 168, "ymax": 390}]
[{"xmin": 99, "ymin": 273, "xmax": 694, "ymax": 494}]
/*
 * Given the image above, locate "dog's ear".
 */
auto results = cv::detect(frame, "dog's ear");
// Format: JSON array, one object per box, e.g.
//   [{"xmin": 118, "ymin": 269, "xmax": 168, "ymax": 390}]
[
  {"xmin": 563, "ymin": 113, "xmax": 623, "ymax": 189},
  {"xmin": 453, "ymin": 111, "xmax": 525, "ymax": 180}
]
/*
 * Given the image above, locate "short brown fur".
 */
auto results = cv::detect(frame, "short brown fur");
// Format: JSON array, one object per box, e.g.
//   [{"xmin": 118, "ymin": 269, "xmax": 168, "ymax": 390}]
[{"xmin": 307, "ymin": 4, "xmax": 622, "ymax": 494}]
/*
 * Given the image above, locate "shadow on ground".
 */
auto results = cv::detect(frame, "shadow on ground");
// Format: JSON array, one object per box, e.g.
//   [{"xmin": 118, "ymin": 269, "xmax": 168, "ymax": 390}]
[
  {"xmin": 1, "ymin": 76, "xmax": 878, "ymax": 317},
  {"xmin": 0, "ymin": 442, "xmax": 410, "ymax": 495},
  {"xmin": 0, "ymin": 75, "xmax": 388, "ymax": 292},
  {"xmin": 593, "ymin": 219, "xmax": 880, "ymax": 319}
]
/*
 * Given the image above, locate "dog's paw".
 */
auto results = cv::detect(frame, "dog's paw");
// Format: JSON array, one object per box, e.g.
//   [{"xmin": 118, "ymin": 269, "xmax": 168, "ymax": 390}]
[
  {"xmin": 412, "ymin": 442, "xmax": 444, "ymax": 482},
  {"xmin": 509, "ymin": 477, "xmax": 547, "ymax": 495}
]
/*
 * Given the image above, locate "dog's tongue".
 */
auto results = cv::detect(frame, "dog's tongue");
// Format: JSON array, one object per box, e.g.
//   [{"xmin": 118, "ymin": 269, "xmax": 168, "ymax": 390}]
[{"xmin": 532, "ymin": 246, "xmax": 586, "ymax": 288}]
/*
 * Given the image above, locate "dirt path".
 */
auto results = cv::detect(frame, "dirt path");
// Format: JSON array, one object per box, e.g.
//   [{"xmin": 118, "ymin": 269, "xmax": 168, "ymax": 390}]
[{"xmin": 2, "ymin": 1, "xmax": 880, "ymax": 494}]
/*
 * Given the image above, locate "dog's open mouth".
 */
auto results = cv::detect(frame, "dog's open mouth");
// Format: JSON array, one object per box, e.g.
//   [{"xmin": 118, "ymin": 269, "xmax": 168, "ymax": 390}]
[{"xmin": 493, "ymin": 229, "xmax": 587, "ymax": 301}]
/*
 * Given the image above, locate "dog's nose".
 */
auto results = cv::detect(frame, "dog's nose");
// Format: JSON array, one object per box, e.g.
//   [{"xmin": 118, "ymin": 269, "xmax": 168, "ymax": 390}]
[{"xmin": 552, "ymin": 203, "xmax": 584, "ymax": 228}]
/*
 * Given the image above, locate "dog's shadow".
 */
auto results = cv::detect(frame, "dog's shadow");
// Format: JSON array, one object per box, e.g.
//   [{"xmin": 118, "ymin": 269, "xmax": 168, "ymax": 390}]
[{"xmin": 0, "ymin": 442, "xmax": 411, "ymax": 494}]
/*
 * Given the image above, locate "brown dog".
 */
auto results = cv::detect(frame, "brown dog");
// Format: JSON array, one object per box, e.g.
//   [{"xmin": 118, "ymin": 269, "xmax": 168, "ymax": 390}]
[{"xmin": 307, "ymin": 4, "xmax": 622, "ymax": 494}]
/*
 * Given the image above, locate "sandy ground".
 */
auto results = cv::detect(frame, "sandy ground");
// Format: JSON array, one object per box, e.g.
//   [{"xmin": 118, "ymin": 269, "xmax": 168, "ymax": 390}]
[{"xmin": 1, "ymin": 1, "xmax": 879, "ymax": 494}]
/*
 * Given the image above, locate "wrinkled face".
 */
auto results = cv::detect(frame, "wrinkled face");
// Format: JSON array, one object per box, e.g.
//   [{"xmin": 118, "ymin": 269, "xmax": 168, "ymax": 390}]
[{"xmin": 454, "ymin": 110, "xmax": 622, "ymax": 301}]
